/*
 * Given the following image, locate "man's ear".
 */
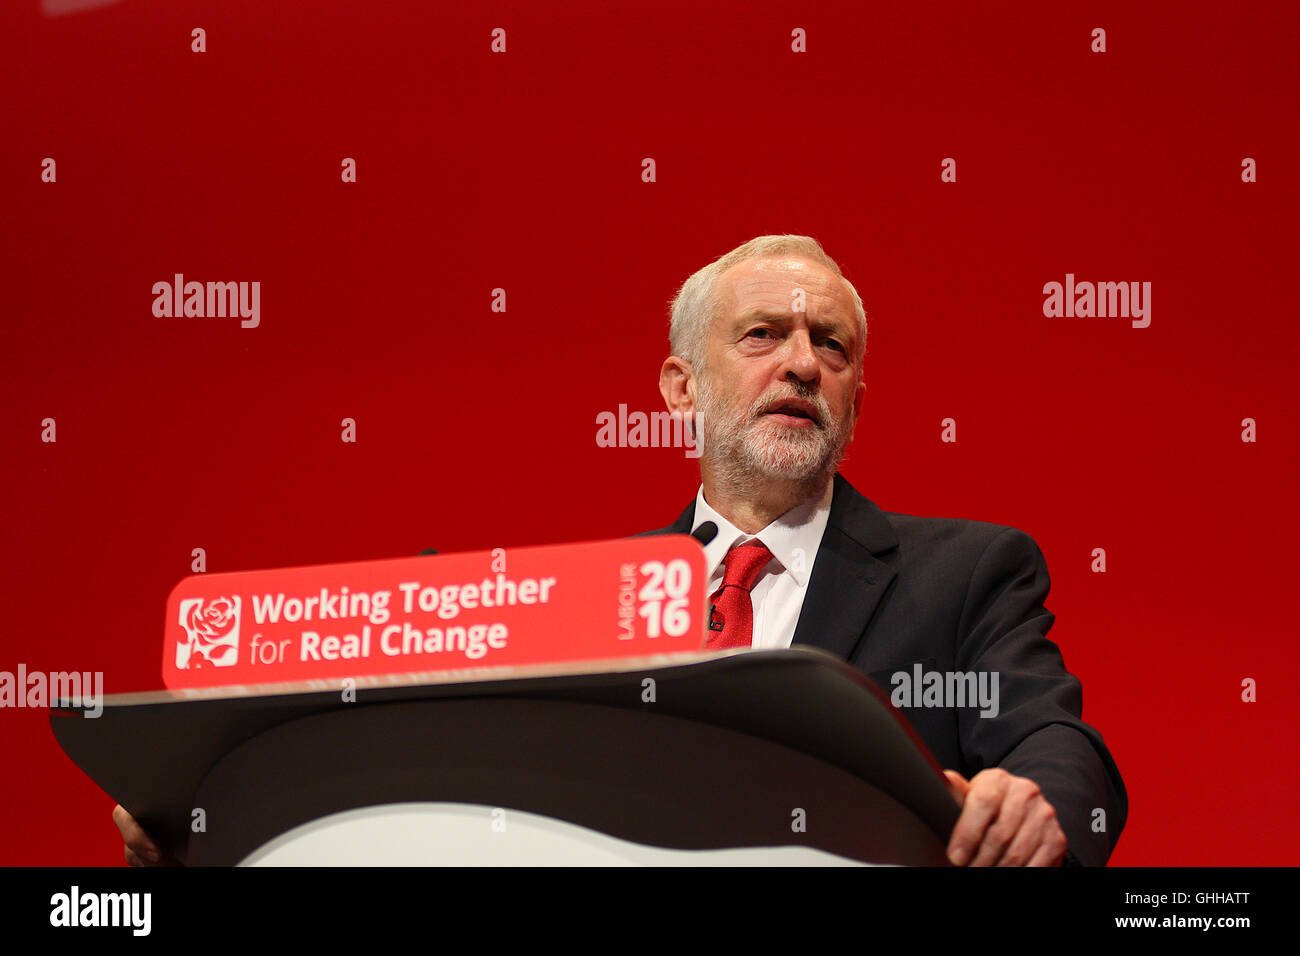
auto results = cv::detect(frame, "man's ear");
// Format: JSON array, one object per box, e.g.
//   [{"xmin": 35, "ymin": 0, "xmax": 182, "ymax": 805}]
[
  {"xmin": 847, "ymin": 378, "xmax": 866, "ymax": 443},
  {"xmin": 659, "ymin": 356, "xmax": 696, "ymax": 415}
]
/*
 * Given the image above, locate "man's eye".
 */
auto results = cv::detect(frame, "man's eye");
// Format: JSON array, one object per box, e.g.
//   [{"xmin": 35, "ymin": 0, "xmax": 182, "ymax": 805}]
[
  {"xmin": 822, "ymin": 338, "xmax": 845, "ymax": 353},
  {"xmin": 746, "ymin": 328, "xmax": 773, "ymax": 339}
]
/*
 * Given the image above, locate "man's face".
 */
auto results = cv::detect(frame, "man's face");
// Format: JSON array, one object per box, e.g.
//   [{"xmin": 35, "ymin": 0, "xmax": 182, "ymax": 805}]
[{"xmin": 692, "ymin": 255, "xmax": 865, "ymax": 483}]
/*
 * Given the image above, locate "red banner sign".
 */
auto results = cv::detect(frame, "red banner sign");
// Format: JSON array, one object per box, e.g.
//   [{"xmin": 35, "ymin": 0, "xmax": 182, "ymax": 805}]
[{"xmin": 162, "ymin": 535, "xmax": 707, "ymax": 690}]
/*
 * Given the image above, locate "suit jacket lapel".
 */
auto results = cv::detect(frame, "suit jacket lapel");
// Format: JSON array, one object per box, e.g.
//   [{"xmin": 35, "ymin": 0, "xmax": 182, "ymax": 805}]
[
  {"xmin": 656, "ymin": 474, "xmax": 898, "ymax": 661},
  {"xmin": 790, "ymin": 473, "xmax": 900, "ymax": 661},
  {"xmin": 665, "ymin": 501, "xmax": 695, "ymax": 536}
]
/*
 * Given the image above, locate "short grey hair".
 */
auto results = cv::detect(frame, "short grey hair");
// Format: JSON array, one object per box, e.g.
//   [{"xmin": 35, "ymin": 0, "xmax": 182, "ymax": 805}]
[{"xmin": 668, "ymin": 234, "xmax": 868, "ymax": 373}]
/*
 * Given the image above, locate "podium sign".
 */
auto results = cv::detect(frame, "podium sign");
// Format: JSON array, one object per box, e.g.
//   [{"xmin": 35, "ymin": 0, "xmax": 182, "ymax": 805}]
[{"xmin": 163, "ymin": 535, "xmax": 707, "ymax": 690}]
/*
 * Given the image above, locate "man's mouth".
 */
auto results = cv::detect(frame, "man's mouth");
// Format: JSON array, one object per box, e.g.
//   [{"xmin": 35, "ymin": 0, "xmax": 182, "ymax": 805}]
[{"xmin": 761, "ymin": 399, "xmax": 821, "ymax": 427}]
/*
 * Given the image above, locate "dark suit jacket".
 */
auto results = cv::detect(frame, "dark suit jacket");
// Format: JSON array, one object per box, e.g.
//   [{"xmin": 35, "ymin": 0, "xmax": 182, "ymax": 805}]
[{"xmin": 645, "ymin": 471, "xmax": 1127, "ymax": 865}]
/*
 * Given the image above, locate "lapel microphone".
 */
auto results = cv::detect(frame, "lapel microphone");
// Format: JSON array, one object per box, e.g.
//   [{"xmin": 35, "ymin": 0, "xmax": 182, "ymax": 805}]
[{"xmin": 691, "ymin": 522, "xmax": 718, "ymax": 547}]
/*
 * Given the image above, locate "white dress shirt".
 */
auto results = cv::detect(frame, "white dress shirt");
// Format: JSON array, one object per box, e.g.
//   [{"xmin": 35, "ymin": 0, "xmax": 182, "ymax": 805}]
[{"xmin": 693, "ymin": 482, "xmax": 834, "ymax": 650}]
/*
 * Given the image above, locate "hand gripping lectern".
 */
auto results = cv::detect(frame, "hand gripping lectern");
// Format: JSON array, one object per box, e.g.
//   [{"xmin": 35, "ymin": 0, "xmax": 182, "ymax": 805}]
[{"xmin": 51, "ymin": 647, "xmax": 961, "ymax": 865}]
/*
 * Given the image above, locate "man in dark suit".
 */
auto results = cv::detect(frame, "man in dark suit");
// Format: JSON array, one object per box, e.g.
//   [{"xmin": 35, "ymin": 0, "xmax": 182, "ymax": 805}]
[
  {"xmin": 117, "ymin": 233, "xmax": 1126, "ymax": 867},
  {"xmin": 652, "ymin": 234, "xmax": 1126, "ymax": 866}
]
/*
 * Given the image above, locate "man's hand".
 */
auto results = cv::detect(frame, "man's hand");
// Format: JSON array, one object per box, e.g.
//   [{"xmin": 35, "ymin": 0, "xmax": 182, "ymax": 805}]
[
  {"xmin": 112, "ymin": 804, "xmax": 179, "ymax": 867},
  {"xmin": 942, "ymin": 768, "xmax": 1068, "ymax": 866}
]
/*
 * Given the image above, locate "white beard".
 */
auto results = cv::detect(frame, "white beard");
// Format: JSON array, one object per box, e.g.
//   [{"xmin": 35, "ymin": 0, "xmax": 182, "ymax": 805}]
[{"xmin": 693, "ymin": 373, "xmax": 852, "ymax": 490}]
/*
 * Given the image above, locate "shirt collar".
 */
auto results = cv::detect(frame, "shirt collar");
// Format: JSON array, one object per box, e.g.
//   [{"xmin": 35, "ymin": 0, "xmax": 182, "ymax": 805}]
[{"xmin": 692, "ymin": 482, "xmax": 834, "ymax": 587}]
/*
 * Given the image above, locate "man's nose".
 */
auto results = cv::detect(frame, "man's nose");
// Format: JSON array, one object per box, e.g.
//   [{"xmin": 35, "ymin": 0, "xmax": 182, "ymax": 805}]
[{"xmin": 778, "ymin": 329, "xmax": 820, "ymax": 383}]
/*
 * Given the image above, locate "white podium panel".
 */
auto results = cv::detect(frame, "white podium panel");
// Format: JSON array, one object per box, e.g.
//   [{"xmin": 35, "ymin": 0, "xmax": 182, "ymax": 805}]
[{"xmin": 242, "ymin": 803, "xmax": 873, "ymax": 866}]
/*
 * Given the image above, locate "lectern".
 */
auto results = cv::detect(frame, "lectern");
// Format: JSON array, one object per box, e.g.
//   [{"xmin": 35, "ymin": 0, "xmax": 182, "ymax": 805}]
[{"xmin": 51, "ymin": 647, "xmax": 960, "ymax": 865}]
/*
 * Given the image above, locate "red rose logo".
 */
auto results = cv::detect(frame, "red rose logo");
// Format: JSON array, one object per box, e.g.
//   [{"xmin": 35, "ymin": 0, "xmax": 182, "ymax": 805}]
[
  {"xmin": 177, "ymin": 596, "xmax": 241, "ymax": 669},
  {"xmin": 187, "ymin": 598, "xmax": 237, "ymax": 641}
]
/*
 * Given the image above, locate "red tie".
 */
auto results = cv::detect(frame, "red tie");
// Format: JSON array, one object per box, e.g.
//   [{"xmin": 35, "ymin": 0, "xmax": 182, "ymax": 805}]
[{"xmin": 706, "ymin": 541, "xmax": 774, "ymax": 650}]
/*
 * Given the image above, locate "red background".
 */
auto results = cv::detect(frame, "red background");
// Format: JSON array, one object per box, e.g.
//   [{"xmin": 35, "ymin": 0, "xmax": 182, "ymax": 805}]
[{"xmin": 2, "ymin": 0, "xmax": 1296, "ymax": 865}]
